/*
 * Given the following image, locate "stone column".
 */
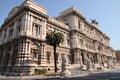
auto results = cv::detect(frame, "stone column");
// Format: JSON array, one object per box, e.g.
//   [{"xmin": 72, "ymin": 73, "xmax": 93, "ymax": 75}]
[
  {"xmin": 73, "ymin": 50, "xmax": 80, "ymax": 65},
  {"xmin": 41, "ymin": 20, "xmax": 46, "ymax": 40},
  {"xmin": 79, "ymin": 50, "xmax": 83, "ymax": 67},
  {"xmin": 96, "ymin": 53, "xmax": 100, "ymax": 64},
  {"xmin": 20, "ymin": 14, "xmax": 27, "ymax": 35},
  {"xmin": 30, "ymin": 15, "xmax": 33, "ymax": 33},
  {"xmin": 80, "ymin": 51, "xmax": 86, "ymax": 65},
  {"xmin": 84, "ymin": 52, "xmax": 88, "ymax": 65},
  {"xmin": 27, "ymin": 13, "xmax": 30, "ymax": 31},
  {"xmin": 100, "ymin": 55, "xmax": 102, "ymax": 64},
  {"xmin": 81, "ymin": 51, "xmax": 88, "ymax": 70},
  {"xmin": 27, "ymin": 41, "xmax": 32, "ymax": 61},
  {"xmin": 40, "ymin": 43, "xmax": 46, "ymax": 66},
  {"xmin": 26, "ymin": 13, "xmax": 33, "ymax": 36},
  {"xmin": 24, "ymin": 13, "xmax": 28, "ymax": 33}
]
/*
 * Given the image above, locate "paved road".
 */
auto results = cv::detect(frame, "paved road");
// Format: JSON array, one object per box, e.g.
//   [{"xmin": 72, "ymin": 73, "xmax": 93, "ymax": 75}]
[
  {"xmin": 34, "ymin": 73, "xmax": 120, "ymax": 80},
  {"xmin": 1, "ymin": 68, "xmax": 120, "ymax": 80}
]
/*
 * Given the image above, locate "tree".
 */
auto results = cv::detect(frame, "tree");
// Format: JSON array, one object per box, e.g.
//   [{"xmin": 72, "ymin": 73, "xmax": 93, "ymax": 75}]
[{"xmin": 46, "ymin": 31, "xmax": 64, "ymax": 73}]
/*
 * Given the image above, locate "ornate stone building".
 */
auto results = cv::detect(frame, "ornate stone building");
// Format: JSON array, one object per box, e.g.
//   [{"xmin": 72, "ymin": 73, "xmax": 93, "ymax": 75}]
[
  {"xmin": 0, "ymin": 0, "xmax": 116, "ymax": 75},
  {"xmin": 115, "ymin": 50, "xmax": 120, "ymax": 65}
]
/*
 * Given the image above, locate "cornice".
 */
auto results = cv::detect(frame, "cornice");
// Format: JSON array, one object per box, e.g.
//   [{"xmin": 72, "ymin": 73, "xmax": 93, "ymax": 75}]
[{"xmin": 47, "ymin": 17, "xmax": 70, "ymax": 32}]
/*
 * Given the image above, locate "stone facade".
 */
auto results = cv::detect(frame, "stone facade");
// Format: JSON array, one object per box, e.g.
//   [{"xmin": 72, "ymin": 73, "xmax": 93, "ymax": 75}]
[
  {"xmin": 0, "ymin": 0, "xmax": 117, "ymax": 75},
  {"xmin": 115, "ymin": 50, "xmax": 120, "ymax": 65}
]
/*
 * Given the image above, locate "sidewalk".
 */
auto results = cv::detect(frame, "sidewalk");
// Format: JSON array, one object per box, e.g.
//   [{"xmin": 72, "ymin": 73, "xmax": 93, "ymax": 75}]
[{"xmin": 0, "ymin": 68, "xmax": 119, "ymax": 80}]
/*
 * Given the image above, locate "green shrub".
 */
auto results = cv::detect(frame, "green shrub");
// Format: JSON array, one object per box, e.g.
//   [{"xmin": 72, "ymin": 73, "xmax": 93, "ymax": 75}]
[
  {"xmin": 46, "ymin": 72, "xmax": 55, "ymax": 76},
  {"xmin": 34, "ymin": 68, "xmax": 47, "ymax": 75}
]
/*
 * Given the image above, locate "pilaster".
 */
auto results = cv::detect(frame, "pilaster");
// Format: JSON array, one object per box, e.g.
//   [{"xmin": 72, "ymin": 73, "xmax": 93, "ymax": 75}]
[
  {"xmin": 12, "ymin": 21, "xmax": 17, "ymax": 38},
  {"xmin": 5, "ymin": 27, "xmax": 10, "ymax": 42},
  {"xmin": 41, "ymin": 20, "xmax": 46, "ymax": 40},
  {"xmin": 73, "ymin": 49, "xmax": 81, "ymax": 65},
  {"xmin": 40, "ymin": 42, "xmax": 46, "ymax": 66},
  {"xmin": 1, "ymin": 31, "xmax": 5, "ymax": 43}
]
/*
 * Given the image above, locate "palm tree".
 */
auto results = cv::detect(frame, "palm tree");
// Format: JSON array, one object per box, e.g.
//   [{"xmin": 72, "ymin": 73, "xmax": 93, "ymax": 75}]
[{"xmin": 46, "ymin": 31, "xmax": 64, "ymax": 73}]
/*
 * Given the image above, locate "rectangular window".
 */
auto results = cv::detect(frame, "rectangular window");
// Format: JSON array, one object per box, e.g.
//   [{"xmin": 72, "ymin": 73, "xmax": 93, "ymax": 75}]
[
  {"xmin": 46, "ymin": 52, "xmax": 51, "ymax": 63},
  {"xmin": 33, "ymin": 52, "xmax": 37, "ymax": 58},
  {"xmin": 32, "ymin": 23, "xmax": 40, "ymax": 35},
  {"xmin": 31, "ymin": 49, "xmax": 38, "ymax": 60},
  {"xmin": 67, "ymin": 34, "xmax": 70, "ymax": 46},
  {"xmin": 78, "ymin": 21, "xmax": 81, "ymax": 29},
  {"xmin": 35, "ymin": 25, "xmax": 38, "ymax": 35},
  {"xmin": 17, "ymin": 24, "xmax": 21, "ymax": 33},
  {"xmin": 9, "ymin": 29, "xmax": 13, "ymax": 39},
  {"xmin": 61, "ymin": 53, "xmax": 65, "ymax": 62},
  {"xmin": 80, "ymin": 39, "xmax": 83, "ymax": 46},
  {"xmin": 4, "ymin": 29, "xmax": 7, "ymax": 38},
  {"xmin": 56, "ymin": 53, "xmax": 59, "ymax": 62}
]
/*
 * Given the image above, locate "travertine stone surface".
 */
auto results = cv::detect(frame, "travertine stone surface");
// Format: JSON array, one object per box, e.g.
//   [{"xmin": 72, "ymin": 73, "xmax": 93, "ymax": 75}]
[{"xmin": 0, "ymin": 0, "xmax": 117, "ymax": 75}]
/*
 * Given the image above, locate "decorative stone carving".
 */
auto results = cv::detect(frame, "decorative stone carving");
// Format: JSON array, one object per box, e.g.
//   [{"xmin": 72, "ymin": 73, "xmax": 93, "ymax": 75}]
[{"xmin": 61, "ymin": 55, "xmax": 71, "ymax": 76}]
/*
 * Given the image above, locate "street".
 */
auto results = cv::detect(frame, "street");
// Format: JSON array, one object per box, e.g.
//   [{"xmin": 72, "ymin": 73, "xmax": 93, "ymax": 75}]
[{"xmin": 1, "ymin": 68, "xmax": 120, "ymax": 80}]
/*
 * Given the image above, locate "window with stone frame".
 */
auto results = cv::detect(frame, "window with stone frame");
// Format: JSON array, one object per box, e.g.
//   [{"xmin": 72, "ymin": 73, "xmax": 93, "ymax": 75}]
[
  {"xmin": 61, "ymin": 53, "xmax": 65, "ymax": 60},
  {"xmin": 56, "ymin": 53, "xmax": 59, "ymax": 63},
  {"xmin": 18, "ymin": 18, "xmax": 21, "ymax": 23},
  {"xmin": 32, "ymin": 23, "xmax": 41, "ymax": 35},
  {"xmin": 78, "ymin": 21, "xmax": 81, "ymax": 30},
  {"xmin": 86, "ymin": 43, "xmax": 88, "ymax": 48},
  {"xmin": 46, "ymin": 52, "xmax": 51, "ymax": 63},
  {"xmin": 61, "ymin": 53, "xmax": 67, "ymax": 63},
  {"xmin": 33, "ymin": 51, "xmax": 37, "ymax": 59},
  {"xmin": 67, "ymin": 34, "xmax": 70, "ymax": 46},
  {"xmin": 31, "ymin": 49, "xmax": 38, "ymax": 61},
  {"xmin": 9, "ymin": 29, "xmax": 13, "ymax": 39},
  {"xmin": 17, "ymin": 18, "xmax": 21, "ymax": 32},
  {"xmin": 81, "ymin": 52, "xmax": 85, "ymax": 65},
  {"xmin": 70, "ymin": 51, "xmax": 74, "ymax": 64},
  {"xmin": 79, "ymin": 39, "xmax": 83, "ymax": 47},
  {"xmin": 67, "ymin": 54, "xmax": 71, "ymax": 64},
  {"xmin": 93, "ymin": 54, "xmax": 97, "ymax": 63},
  {"xmin": 4, "ymin": 29, "xmax": 7, "ymax": 38},
  {"xmin": 18, "ymin": 25, "xmax": 21, "ymax": 33}
]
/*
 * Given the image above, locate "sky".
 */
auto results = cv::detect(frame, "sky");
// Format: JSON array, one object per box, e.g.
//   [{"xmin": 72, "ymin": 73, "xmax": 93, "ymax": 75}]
[{"xmin": 0, "ymin": 0, "xmax": 120, "ymax": 50}]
